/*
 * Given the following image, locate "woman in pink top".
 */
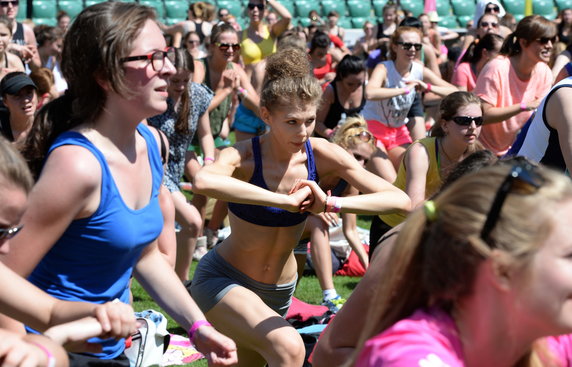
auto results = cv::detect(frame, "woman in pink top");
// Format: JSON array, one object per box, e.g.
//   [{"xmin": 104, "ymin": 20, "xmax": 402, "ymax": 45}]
[
  {"xmin": 473, "ymin": 15, "xmax": 555, "ymax": 155},
  {"xmin": 353, "ymin": 162, "xmax": 572, "ymax": 367},
  {"xmin": 452, "ymin": 33, "xmax": 504, "ymax": 91}
]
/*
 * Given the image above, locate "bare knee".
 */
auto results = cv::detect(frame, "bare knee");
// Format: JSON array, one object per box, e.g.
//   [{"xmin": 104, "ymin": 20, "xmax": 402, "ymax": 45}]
[{"xmin": 264, "ymin": 328, "xmax": 305, "ymax": 366}]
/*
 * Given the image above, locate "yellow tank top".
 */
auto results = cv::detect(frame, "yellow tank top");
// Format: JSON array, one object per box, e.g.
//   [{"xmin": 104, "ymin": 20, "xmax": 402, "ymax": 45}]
[
  {"xmin": 240, "ymin": 25, "xmax": 276, "ymax": 65},
  {"xmin": 379, "ymin": 137, "xmax": 443, "ymax": 227}
]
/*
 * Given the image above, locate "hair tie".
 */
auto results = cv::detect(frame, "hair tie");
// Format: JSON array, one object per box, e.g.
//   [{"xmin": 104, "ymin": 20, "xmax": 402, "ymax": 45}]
[{"xmin": 424, "ymin": 200, "xmax": 438, "ymax": 222}]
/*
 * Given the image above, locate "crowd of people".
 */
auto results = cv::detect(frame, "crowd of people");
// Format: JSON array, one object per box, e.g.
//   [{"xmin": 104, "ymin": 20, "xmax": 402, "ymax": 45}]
[{"xmin": 0, "ymin": 0, "xmax": 572, "ymax": 366}]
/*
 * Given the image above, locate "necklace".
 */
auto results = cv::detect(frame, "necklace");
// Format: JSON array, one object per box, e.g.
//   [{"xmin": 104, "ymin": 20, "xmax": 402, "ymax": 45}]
[{"xmin": 439, "ymin": 138, "xmax": 457, "ymax": 164}]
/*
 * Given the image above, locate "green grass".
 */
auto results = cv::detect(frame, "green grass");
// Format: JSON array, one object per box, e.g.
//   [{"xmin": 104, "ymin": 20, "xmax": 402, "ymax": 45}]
[{"xmin": 131, "ymin": 216, "xmax": 371, "ymax": 367}]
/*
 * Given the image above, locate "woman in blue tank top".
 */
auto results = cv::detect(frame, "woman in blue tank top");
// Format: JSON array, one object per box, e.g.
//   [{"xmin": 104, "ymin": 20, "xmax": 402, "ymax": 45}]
[
  {"xmin": 1, "ymin": 3, "xmax": 237, "ymax": 366},
  {"xmin": 191, "ymin": 47, "xmax": 411, "ymax": 367}
]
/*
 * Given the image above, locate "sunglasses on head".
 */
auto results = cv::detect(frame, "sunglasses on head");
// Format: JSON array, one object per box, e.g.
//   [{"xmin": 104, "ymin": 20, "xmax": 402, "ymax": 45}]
[
  {"xmin": 247, "ymin": 3, "xmax": 265, "ymax": 10},
  {"xmin": 215, "ymin": 42, "xmax": 241, "ymax": 52},
  {"xmin": 452, "ymin": 116, "xmax": 484, "ymax": 126},
  {"xmin": 536, "ymin": 36, "xmax": 556, "ymax": 44},
  {"xmin": 480, "ymin": 21, "xmax": 499, "ymax": 28},
  {"xmin": 484, "ymin": 5, "xmax": 500, "ymax": 13},
  {"xmin": 396, "ymin": 42, "xmax": 422, "ymax": 51},
  {"xmin": 0, "ymin": 224, "xmax": 22, "ymax": 241},
  {"xmin": 480, "ymin": 163, "xmax": 543, "ymax": 244}
]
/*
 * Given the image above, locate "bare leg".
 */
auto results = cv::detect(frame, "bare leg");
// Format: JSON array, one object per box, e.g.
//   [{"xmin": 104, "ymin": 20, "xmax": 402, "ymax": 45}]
[
  {"xmin": 307, "ymin": 215, "xmax": 334, "ymax": 292},
  {"xmin": 387, "ymin": 144, "xmax": 409, "ymax": 172},
  {"xmin": 171, "ymin": 191, "xmax": 202, "ymax": 282}
]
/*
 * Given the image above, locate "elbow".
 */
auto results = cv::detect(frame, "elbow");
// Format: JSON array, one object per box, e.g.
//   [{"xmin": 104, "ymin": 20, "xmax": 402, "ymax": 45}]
[
  {"xmin": 192, "ymin": 170, "xmax": 210, "ymax": 195},
  {"xmin": 399, "ymin": 193, "xmax": 413, "ymax": 213},
  {"xmin": 365, "ymin": 88, "xmax": 374, "ymax": 100}
]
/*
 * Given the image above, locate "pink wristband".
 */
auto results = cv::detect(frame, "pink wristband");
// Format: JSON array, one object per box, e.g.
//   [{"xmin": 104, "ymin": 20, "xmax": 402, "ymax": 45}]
[
  {"xmin": 188, "ymin": 320, "xmax": 212, "ymax": 342},
  {"xmin": 204, "ymin": 156, "xmax": 215, "ymax": 162},
  {"xmin": 403, "ymin": 88, "xmax": 410, "ymax": 95},
  {"xmin": 426, "ymin": 83, "xmax": 432, "ymax": 92},
  {"xmin": 30, "ymin": 342, "xmax": 56, "ymax": 367},
  {"xmin": 520, "ymin": 101, "xmax": 528, "ymax": 111}
]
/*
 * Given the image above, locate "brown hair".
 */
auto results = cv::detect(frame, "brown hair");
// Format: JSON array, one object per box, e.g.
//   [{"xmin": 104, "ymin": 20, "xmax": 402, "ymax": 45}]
[
  {"xmin": 500, "ymin": 15, "xmax": 556, "ymax": 56},
  {"xmin": 261, "ymin": 47, "xmax": 322, "ymax": 109},
  {"xmin": 430, "ymin": 91, "xmax": 482, "ymax": 137},
  {"xmin": 22, "ymin": 2, "xmax": 155, "ymax": 179},
  {"xmin": 172, "ymin": 48, "xmax": 193, "ymax": 134},
  {"xmin": 352, "ymin": 163, "xmax": 572, "ymax": 366}
]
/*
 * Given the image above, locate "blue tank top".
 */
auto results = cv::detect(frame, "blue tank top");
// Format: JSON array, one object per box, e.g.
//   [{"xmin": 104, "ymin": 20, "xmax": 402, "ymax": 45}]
[
  {"xmin": 228, "ymin": 136, "xmax": 319, "ymax": 227},
  {"xmin": 27, "ymin": 124, "xmax": 164, "ymax": 359}
]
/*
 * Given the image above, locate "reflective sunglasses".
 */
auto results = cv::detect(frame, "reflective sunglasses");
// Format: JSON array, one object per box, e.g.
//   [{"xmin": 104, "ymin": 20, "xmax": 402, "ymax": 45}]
[
  {"xmin": 247, "ymin": 3, "xmax": 265, "ymax": 10},
  {"xmin": 216, "ymin": 42, "xmax": 241, "ymax": 52},
  {"xmin": 396, "ymin": 42, "xmax": 422, "ymax": 51},
  {"xmin": 0, "ymin": 0, "xmax": 18, "ymax": 7},
  {"xmin": 452, "ymin": 115, "xmax": 484, "ymax": 126},
  {"xmin": 484, "ymin": 5, "xmax": 500, "ymax": 13},
  {"xmin": 120, "ymin": 47, "xmax": 175, "ymax": 71},
  {"xmin": 0, "ymin": 225, "xmax": 22, "ymax": 241},
  {"xmin": 480, "ymin": 163, "xmax": 543, "ymax": 243},
  {"xmin": 480, "ymin": 21, "xmax": 499, "ymax": 28},
  {"xmin": 536, "ymin": 36, "xmax": 556, "ymax": 45},
  {"xmin": 353, "ymin": 130, "xmax": 374, "ymax": 143}
]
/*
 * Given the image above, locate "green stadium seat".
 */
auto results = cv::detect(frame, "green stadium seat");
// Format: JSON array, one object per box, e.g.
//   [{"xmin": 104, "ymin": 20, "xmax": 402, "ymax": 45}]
[
  {"xmin": 321, "ymin": 0, "xmax": 347, "ymax": 17},
  {"xmin": 502, "ymin": 0, "xmax": 525, "ymax": 14},
  {"xmin": 436, "ymin": 0, "xmax": 452, "ymax": 16},
  {"xmin": 33, "ymin": 17, "xmax": 57, "ymax": 26},
  {"xmin": 84, "ymin": 0, "xmax": 106, "ymax": 7},
  {"xmin": 32, "ymin": 0, "xmax": 57, "ymax": 19},
  {"xmin": 372, "ymin": 0, "xmax": 389, "ymax": 17},
  {"xmin": 217, "ymin": 0, "xmax": 243, "ymax": 17},
  {"xmin": 351, "ymin": 16, "xmax": 368, "ymax": 28},
  {"xmin": 346, "ymin": 0, "xmax": 371, "ymax": 17},
  {"xmin": 337, "ymin": 17, "xmax": 352, "ymax": 28},
  {"xmin": 57, "ymin": 0, "xmax": 83, "ymax": 18},
  {"xmin": 451, "ymin": 0, "xmax": 475, "ymax": 16},
  {"xmin": 533, "ymin": 0, "xmax": 557, "ymax": 19},
  {"xmin": 555, "ymin": 0, "xmax": 572, "ymax": 11},
  {"xmin": 165, "ymin": 18, "xmax": 185, "ymax": 25},
  {"xmin": 295, "ymin": 1, "xmax": 315, "ymax": 18},
  {"xmin": 278, "ymin": 1, "xmax": 295, "ymax": 16},
  {"xmin": 297, "ymin": 16, "xmax": 311, "ymax": 27},
  {"xmin": 400, "ymin": 0, "xmax": 424, "ymax": 17},
  {"xmin": 139, "ymin": 0, "xmax": 165, "ymax": 18},
  {"xmin": 457, "ymin": 15, "xmax": 472, "ymax": 27},
  {"xmin": 15, "ymin": 0, "xmax": 26, "ymax": 21},
  {"xmin": 438, "ymin": 15, "xmax": 459, "ymax": 28},
  {"xmin": 165, "ymin": 1, "xmax": 187, "ymax": 19}
]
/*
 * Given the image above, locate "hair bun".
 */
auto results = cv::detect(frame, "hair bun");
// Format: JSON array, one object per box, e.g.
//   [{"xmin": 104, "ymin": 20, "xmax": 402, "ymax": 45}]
[{"xmin": 264, "ymin": 47, "xmax": 311, "ymax": 84}]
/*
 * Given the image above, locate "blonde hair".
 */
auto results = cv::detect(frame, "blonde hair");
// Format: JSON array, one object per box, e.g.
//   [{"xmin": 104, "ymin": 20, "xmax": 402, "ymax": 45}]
[
  {"xmin": 332, "ymin": 115, "xmax": 375, "ymax": 150},
  {"xmin": 261, "ymin": 47, "xmax": 322, "ymax": 109},
  {"xmin": 352, "ymin": 163, "xmax": 572, "ymax": 367},
  {"xmin": 0, "ymin": 137, "xmax": 33, "ymax": 192}
]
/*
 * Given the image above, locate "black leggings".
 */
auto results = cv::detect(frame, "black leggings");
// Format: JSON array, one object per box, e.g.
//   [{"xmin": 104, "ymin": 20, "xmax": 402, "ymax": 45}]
[
  {"xmin": 369, "ymin": 215, "xmax": 393, "ymax": 261},
  {"xmin": 69, "ymin": 353, "xmax": 129, "ymax": 367}
]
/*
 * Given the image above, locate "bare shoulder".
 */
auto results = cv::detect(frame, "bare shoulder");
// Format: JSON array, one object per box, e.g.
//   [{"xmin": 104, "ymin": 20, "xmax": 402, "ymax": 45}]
[{"xmin": 310, "ymin": 137, "xmax": 353, "ymax": 166}]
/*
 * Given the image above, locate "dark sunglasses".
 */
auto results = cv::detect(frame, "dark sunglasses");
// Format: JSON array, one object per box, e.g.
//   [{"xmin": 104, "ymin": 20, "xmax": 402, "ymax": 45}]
[
  {"xmin": 353, "ymin": 130, "xmax": 374, "ymax": 143},
  {"xmin": 0, "ymin": 225, "xmax": 22, "ymax": 241},
  {"xmin": 247, "ymin": 3, "xmax": 265, "ymax": 10},
  {"xmin": 536, "ymin": 36, "xmax": 556, "ymax": 45},
  {"xmin": 0, "ymin": 0, "xmax": 18, "ymax": 6},
  {"xmin": 120, "ymin": 47, "xmax": 175, "ymax": 72},
  {"xmin": 396, "ymin": 42, "xmax": 422, "ymax": 51},
  {"xmin": 484, "ymin": 5, "xmax": 500, "ymax": 13},
  {"xmin": 215, "ymin": 42, "xmax": 241, "ymax": 52},
  {"xmin": 452, "ymin": 116, "xmax": 484, "ymax": 126},
  {"xmin": 480, "ymin": 163, "xmax": 543, "ymax": 243},
  {"xmin": 480, "ymin": 21, "xmax": 499, "ymax": 28}
]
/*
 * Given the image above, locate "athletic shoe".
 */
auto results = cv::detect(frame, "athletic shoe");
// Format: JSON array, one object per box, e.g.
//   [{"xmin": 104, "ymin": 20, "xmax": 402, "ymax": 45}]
[{"xmin": 321, "ymin": 295, "xmax": 346, "ymax": 313}]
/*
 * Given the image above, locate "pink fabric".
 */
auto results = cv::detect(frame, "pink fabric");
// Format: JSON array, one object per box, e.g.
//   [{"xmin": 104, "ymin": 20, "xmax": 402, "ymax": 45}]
[
  {"xmin": 355, "ymin": 307, "xmax": 572, "ymax": 367},
  {"xmin": 451, "ymin": 62, "xmax": 477, "ymax": 91},
  {"xmin": 473, "ymin": 56, "xmax": 552, "ymax": 155},
  {"xmin": 355, "ymin": 308, "xmax": 464, "ymax": 367},
  {"xmin": 366, "ymin": 120, "xmax": 412, "ymax": 151}
]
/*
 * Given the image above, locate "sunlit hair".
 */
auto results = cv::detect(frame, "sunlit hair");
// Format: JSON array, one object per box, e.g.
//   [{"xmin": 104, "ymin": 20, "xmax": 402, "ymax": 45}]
[
  {"xmin": 210, "ymin": 22, "xmax": 237, "ymax": 44},
  {"xmin": 500, "ymin": 15, "xmax": 556, "ymax": 56},
  {"xmin": 21, "ymin": 2, "xmax": 156, "ymax": 179},
  {"xmin": 389, "ymin": 26, "xmax": 423, "ymax": 60},
  {"xmin": 261, "ymin": 47, "xmax": 322, "ymax": 109},
  {"xmin": 332, "ymin": 115, "xmax": 375, "ymax": 151},
  {"xmin": 351, "ymin": 163, "xmax": 572, "ymax": 367},
  {"xmin": 0, "ymin": 137, "xmax": 33, "ymax": 194}
]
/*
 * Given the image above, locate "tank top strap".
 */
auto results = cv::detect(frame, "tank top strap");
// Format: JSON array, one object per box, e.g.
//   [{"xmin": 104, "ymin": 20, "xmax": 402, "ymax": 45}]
[
  {"xmin": 249, "ymin": 136, "xmax": 266, "ymax": 187},
  {"xmin": 305, "ymin": 139, "xmax": 319, "ymax": 182}
]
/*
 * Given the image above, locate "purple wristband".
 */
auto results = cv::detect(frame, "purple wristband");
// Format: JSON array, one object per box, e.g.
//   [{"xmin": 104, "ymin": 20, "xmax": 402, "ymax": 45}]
[{"xmin": 188, "ymin": 320, "xmax": 212, "ymax": 342}]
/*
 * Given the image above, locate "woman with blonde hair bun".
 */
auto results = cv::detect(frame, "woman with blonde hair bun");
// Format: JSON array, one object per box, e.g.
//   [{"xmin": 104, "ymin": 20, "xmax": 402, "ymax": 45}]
[
  {"xmin": 191, "ymin": 47, "xmax": 410, "ymax": 366},
  {"xmin": 354, "ymin": 162, "xmax": 572, "ymax": 367}
]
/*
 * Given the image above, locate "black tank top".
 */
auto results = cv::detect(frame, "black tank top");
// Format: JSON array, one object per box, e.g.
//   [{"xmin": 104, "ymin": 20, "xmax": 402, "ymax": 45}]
[
  {"xmin": 194, "ymin": 21, "xmax": 205, "ymax": 43},
  {"xmin": 12, "ymin": 22, "xmax": 24, "ymax": 46},
  {"xmin": 322, "ymin": 81, "xmax": 366, "ymax": 130}
]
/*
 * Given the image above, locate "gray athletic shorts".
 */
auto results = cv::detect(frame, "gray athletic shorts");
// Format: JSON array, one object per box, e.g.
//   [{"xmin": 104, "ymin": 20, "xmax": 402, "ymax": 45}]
[
  {"xmin": 190, "ymin": 249, "xmax": 297, "ymax": 317},
  {"xmin": 293, "ymin": 239, "xmax": 308, "ymax": 255}
]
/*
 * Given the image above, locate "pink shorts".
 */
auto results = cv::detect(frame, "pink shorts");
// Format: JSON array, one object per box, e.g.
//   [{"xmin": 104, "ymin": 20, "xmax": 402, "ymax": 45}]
[{"xmin": 366, "ymin": 120, "xmax": 412, "ymax": 151}]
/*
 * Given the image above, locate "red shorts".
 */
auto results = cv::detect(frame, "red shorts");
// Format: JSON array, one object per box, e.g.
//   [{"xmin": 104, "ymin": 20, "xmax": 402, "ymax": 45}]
[{"xmin": 366, "ymin": 120, "xmax": 412, "ymax": 151}]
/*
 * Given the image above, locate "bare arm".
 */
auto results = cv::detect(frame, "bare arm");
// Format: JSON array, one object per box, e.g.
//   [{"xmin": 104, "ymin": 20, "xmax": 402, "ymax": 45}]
[
  {"xmin": 23, "ymin": 24, "xmax": 41, "ymax": 70},
  {"xmin": 267, "ymin": 0, "xmax": 292, "ymax": 37},
  {"xmin": 340, "ymin": 185, "xmax": 368, "ymax": 269},
  {"xmin": 197, "ymin": 111, "xmax": 216, "ymax": 161},
  {"xmin": 545, "ymin": 86, "xmax": 572, "ymax": 173},
  {"xmin": 480, "ymin": 100, "xmax": 539, "ymax": 125},
  {"xmin": 315, "ymin": 85, "xmax": 335, "ymax": 137},
  {"xmin": 551, "ymin": 51, "xmax": 571, "ymax": 81},
  {"xmin": 403, "ymin": 142, "xmax": 430, "ymax": 209},
  {"xmin": 421, "ymin": 67, "xmax": 458, "ymax": 97},
  {"xmin": 365, "ymin": 63, "xmax": 413, "ymax": 100}
]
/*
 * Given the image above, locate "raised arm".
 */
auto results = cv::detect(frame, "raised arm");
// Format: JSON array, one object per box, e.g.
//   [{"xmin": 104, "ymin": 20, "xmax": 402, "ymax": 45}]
[{"xmin": 267, "ymin": 0, "xmax": 292, "ymax": 38}]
